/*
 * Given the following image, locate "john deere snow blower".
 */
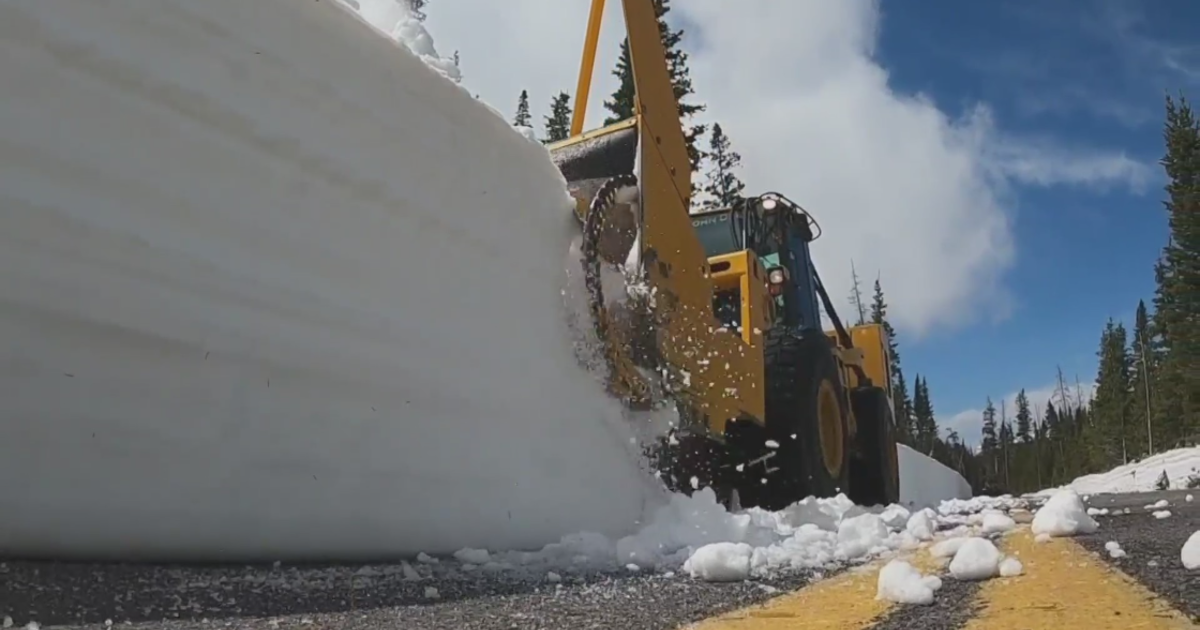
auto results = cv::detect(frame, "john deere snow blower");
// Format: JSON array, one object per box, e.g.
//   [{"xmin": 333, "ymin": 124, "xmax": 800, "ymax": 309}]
[{"xmin": 549, "ymin": 0, "xmax": 900, "ymax": 509}]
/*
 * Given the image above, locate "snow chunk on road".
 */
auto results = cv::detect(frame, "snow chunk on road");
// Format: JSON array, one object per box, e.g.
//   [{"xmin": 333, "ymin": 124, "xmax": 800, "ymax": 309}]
[
  {"xmin": 930, "ymin": 537, "xmax": 969, "ymax": 559},
  {"xmin": 1105, "ymin": 541, "xmax": 1127, "ymax": 559},
  {"xmin": 948, "ymin": 538, "xmax": 1004, "ymax": 580},
  {"xmin": 880, "ymin": 505, "xmax": 913, "ymax": 530},
  {"xmin": 998, "ymin": 556, "xmax": 1023, "ymax": 577},
  {"xmin": 1145, "ymin": 499, "xmax": 1169, "ymax": 510},
  {"xmin": 837, "ymin": 514, "xmax": 892, "ymax": 558},
  {"xmin": 1153, "ymin": 510, "xmax": 1172, "ymax": 520},
  {"xmin": 453, "ymin": 548, "xmax": 490, "ymax": 565},
  {"xmin": 684, "ymin": 542, "xmax": 753, "ymax": 582},
  {"xmin": 980, "ymin": 512, "xmax": 1017, "ymax": 535},
  {"xmin": 906, "ymin": 510, "xmax": 936, "ymax": 541},
  {"xmin": 1182, "ymin": 531, "xmax": 1200, "ymax": 570},
  {"xmin": 876, "ymin": 559, "xmax": 942, "ymax": 605},
  {"xmin": 1031, "ymin": 489, "xmax": 1098, "ymax": 537}
]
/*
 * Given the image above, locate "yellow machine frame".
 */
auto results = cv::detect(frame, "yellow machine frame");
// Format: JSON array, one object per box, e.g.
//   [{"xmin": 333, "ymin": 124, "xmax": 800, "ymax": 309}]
[{"xmin": 551, "ymin": 0, "xmax": 895, "ymax": 441}]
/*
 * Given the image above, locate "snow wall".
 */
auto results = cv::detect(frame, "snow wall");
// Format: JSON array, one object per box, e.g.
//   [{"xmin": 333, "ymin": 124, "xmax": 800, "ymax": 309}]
[
  {"xmin": 0, "ymin": 0, "xmax": 665, "ymax": 561},
  {"xmin": 0, "ymin": 0, "xmax": 976, "ymax": 562},
  {"xmin": 897, "ymin": 444, "xmax": 973, "ymax": 508}
]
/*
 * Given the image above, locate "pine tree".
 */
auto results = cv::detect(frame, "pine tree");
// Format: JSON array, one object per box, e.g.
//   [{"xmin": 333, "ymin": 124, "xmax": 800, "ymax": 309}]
[
  {"xmin": 891, "ymin": 368, "xmax": 912, "ymax": 445},
  {"xmin": 513, "ymin": 90, "xmax": 532, "ymax": 128},
  {"xmin": 1015, "ymin": 389, "xmax": 1032, "ymax": 443},
  {"xmin": 870, "ymin": 278, "xmax": 906, "ymax": 431},
  {"xmin": 603, "ymin": 0, "xmax": 708, "ymax": 185},
  {"xmin": 702, "ymin": 123, "xmax": 746, "ymax": 208},
  {"xmin": 912, "ymin": 376, "xmax": 938, "ymax": 454},
  {"xmin": 604, "ymin": 42, "xmax": 635, "ymax": 124},
  {"xmin": 1151, "ymin": 93, "xmax": 1200, "ymax": 445},
  {"xmin": 981, "ymin": 398, "xmax": 999, "ymax": 452},
  {"xmin": 848, "ymin": 261, "xmax": 867, "ymax": 326},
  {"xmin": 544, "ymin": 92, "xmax": 573, "ymax": 143},
  {"xmin": 1092, "ymin": 319, "xmax": 1133, "ymax": 467},
  {"xmin": 998, "ymin": 412, "xmax": 1014, "ymax": 490},
  {"xmin": 1129, "ymin": 299, "xmax": 1155, "ymax": 457},
  {"xmin": 981, "ymin": 397, "xmax": 999, "ymax": 483}
]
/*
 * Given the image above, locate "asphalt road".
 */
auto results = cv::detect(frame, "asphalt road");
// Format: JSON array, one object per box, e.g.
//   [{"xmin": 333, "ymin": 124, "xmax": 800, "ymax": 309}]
[
  {"xmin": 3, "ymin": 490, "xmax": 1197, "ymax": 629},
  {"xmin": 1075, "ymin": 489, "xmax": 1199, "ymax": 622}
]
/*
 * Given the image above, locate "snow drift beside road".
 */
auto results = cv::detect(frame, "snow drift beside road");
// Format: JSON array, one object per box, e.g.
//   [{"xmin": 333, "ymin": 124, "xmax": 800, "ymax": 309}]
[
  {"xmin": 0, "ymin": 0, "xmax": 664, "ymax": 560},
  {"xmin": 1035, "ymin": 446, "xmax": 1200, "ymax": 496}
]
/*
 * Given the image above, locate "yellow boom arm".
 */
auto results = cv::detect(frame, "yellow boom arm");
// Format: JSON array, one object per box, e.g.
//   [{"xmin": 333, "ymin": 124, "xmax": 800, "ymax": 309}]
[{"xmin": 555, "ymin": 0, "xmax": 765, "ymax": 435}]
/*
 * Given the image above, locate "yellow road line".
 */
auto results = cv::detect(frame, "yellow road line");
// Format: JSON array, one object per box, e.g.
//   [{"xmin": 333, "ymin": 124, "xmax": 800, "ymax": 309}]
[
  {"xmin": 687, "ymin": 547, "xmax": 945, "ymax": 629},
  {"xmin": 965, "ymin": 528, "xmax": 1197, "ymax": 630}
]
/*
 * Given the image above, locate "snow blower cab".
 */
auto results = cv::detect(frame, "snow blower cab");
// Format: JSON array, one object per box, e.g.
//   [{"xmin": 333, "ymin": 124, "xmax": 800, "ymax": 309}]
[{"xmin": 690, "ymin": 193, "xmax": 826, "ymax": 334}]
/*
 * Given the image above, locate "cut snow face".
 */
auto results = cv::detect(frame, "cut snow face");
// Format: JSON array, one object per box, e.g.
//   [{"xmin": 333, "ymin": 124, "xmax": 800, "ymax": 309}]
[
  {"xmin": 0, "ymin": 0, "xmax": 667, "ymax": 560},
  {"xmin": 1030, "ymin": 490, "xmax": 1099, "ymax": 538},
  {"xmin": 876, "ymin": 559, "xmax": 942, "ymax": 605}
]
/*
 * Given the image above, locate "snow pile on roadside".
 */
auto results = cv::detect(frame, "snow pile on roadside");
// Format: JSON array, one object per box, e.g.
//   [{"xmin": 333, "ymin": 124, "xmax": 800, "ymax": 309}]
[
  {"xmin": 877, "ymin": 559, "xmax": 942, "ymax": 605},
  {"xmin": 1031, "ymin": 489, "xmax": 1099, "ymax": 538},
  {"xmin": 408, "ymin": 489, "xmax": 1041, "ymax": 584},
  {"xmin": 1036, "ymin": 446, "xmax": 1200, "ymax": 495}
]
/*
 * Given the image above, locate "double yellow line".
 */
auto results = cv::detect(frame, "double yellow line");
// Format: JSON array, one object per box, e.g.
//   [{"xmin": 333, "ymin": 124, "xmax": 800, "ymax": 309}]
[{"xmin": 688, "ymin": 529, "xmax": 1196, "ymax": 629}]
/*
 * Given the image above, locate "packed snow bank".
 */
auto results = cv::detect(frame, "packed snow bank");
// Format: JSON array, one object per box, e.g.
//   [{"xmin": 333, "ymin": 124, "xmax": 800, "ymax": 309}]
[
  {"xmin": 0, "ymin": 0, "xmax": 665, "ymax": 560},
  {"xmin": 1036, "ymin": 446, "xmax": 1200, "ymax": 495},
  {"xmin": 425, "ymin": 488, "xmax": 1033, "ymax": 584},
  {"xmin": 898, "ymin": 444, "xmax": 973, "ymax": 507}
]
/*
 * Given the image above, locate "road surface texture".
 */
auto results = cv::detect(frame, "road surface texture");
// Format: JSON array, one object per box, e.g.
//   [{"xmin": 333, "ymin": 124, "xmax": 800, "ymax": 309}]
[{"xmin": 3, "ymin": 491, "xmax": 1197, "ymax": 629}]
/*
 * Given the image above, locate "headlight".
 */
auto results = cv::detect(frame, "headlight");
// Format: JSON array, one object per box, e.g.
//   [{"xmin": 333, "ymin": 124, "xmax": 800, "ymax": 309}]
[{"xmin": 768, "ymin": 267, "xmax": 786, "ymax": 285}]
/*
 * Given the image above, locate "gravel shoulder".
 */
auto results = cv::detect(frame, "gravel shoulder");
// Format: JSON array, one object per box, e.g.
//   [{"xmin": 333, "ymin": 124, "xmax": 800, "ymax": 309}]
[
  {"xmin": 1075, "ymin": 491, "xmax": 1199, "ymax": 622},
  {"xmin": 0, "ymin": 559, "xmax": 819, "ymax": 630}
]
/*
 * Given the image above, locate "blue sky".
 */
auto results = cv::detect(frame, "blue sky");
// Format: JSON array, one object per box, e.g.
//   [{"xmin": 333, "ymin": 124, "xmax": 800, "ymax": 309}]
[{"xmin": 871, "ymin": 0, "xmax": 1198, "ymax": 442}]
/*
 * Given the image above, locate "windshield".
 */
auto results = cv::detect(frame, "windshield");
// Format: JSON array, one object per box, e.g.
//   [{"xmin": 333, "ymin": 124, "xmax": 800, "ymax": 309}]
[{"xmin": 691, "ymin": 210, "xmax": 738, "ymax": 258}]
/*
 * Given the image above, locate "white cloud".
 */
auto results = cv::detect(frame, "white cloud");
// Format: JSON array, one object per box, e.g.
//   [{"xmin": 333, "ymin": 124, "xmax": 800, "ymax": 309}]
[
  {"xmin": 944, "ymin": 381, "xmax": 1097, "ymax": 448},
  {"xmin": 425, "ymin": 0, "xmax": 1151, "ymax": 338}
]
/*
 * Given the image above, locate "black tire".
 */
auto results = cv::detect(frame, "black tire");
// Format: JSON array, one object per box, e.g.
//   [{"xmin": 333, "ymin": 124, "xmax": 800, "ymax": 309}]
[
  {"xmin": 756, "ymin": 326, "xmax": 852, "ymax": 509},
  {"xmin": 848, "ymin": 386, "xmax": 901, "ymax": 507}
]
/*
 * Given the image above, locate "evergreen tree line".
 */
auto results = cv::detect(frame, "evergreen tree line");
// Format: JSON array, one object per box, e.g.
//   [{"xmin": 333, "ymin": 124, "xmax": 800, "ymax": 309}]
[
  {"xmin": 858, "ymin": 94, "xmax": 1200, "ymax": 496},
  {"xmin": 970, "ymin": 94, "xmax": 1200, "ymax": 495}
]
